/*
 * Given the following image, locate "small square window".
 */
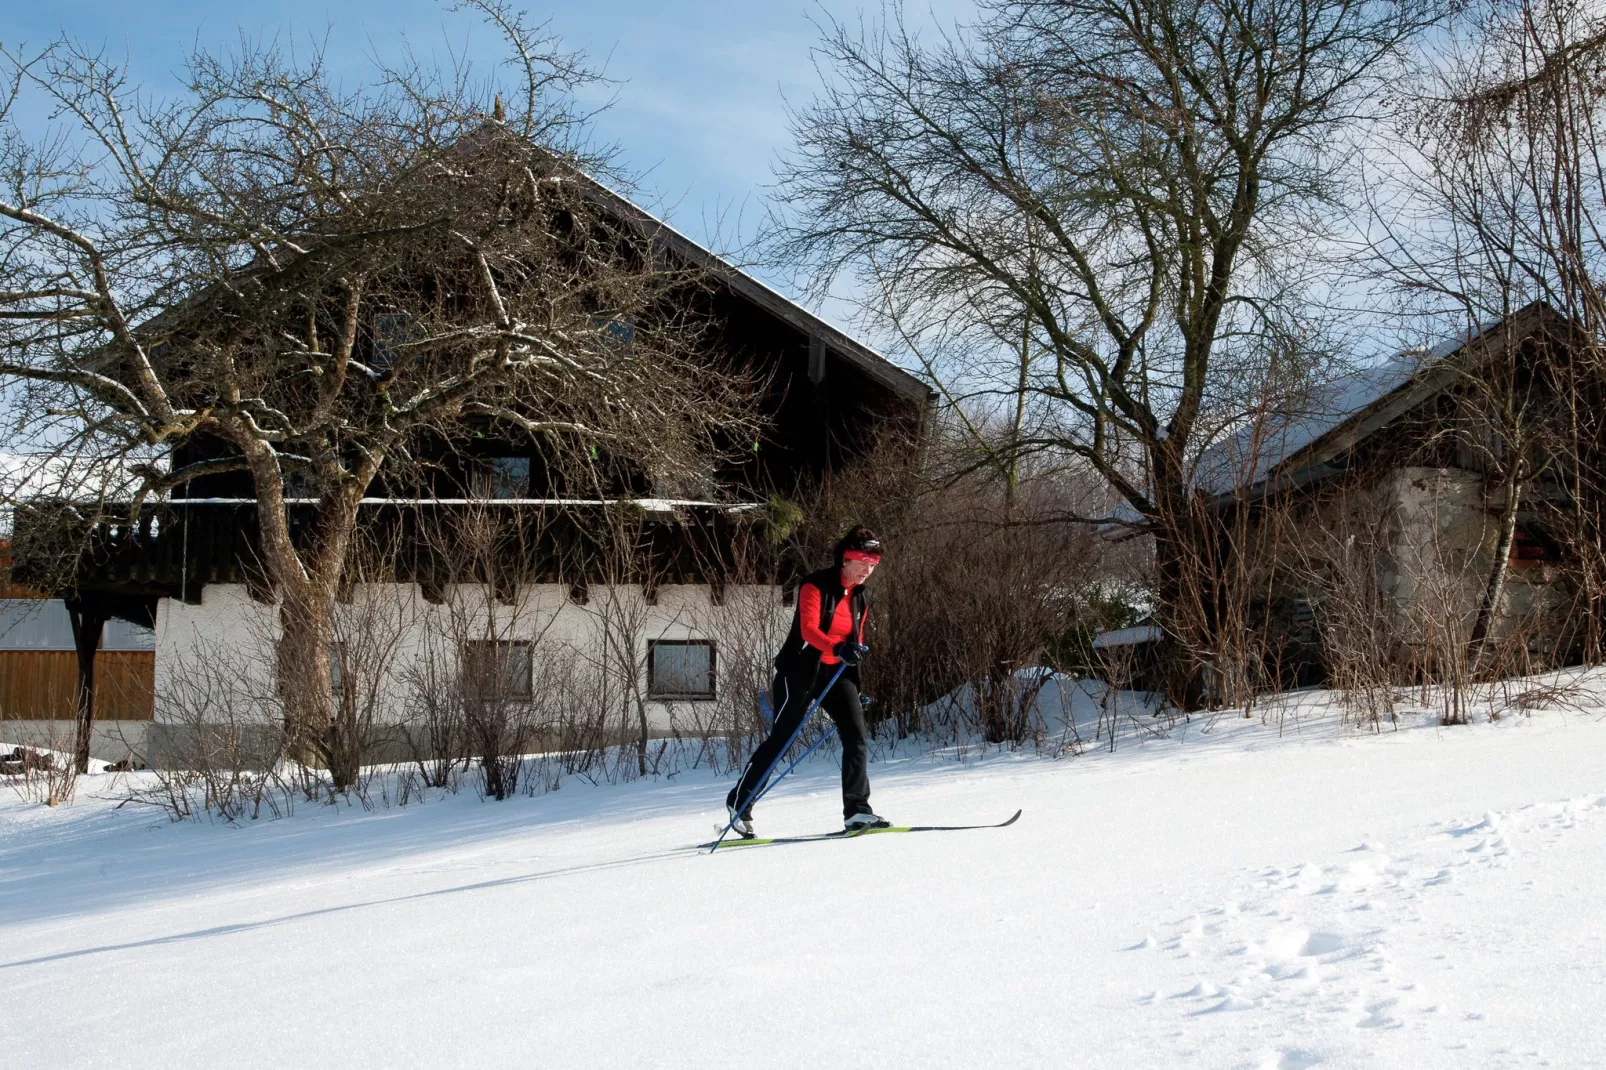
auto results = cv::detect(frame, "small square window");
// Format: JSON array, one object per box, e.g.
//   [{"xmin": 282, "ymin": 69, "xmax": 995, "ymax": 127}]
[
  {"xmin": 329, "ymin": 640, "xmax": 358, "ymax": 714},
  {"xmin": 476, "ymin": 456, "xmax": 530, "ymax": 499},
  {"xmin": 1511, "ymin": 526, "xmax": 1562, "ymax": 564},
  {"xmin": 648, "ymin": 640, "xmax": 715, "ymax": 701},
  {"xmin": 329, "ymin": 641, "xmax": 347, "ymax": 692},
  {"xmin": 371, "ymin": 313, "xmax": 415, "ymax": 369},
  {"xmin": 591, "ymin": 313, "xmax": 636, "ymax": 354},
  {"xmin": 462, "ymin": 640, "xmax": 534, "ymax": 700}
]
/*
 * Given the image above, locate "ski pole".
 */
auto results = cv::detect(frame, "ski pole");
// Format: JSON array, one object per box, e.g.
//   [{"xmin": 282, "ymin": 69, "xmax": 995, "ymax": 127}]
[
  {"xmin": 709, "ymin": 660, "xmax": 848, "ymax": 854},
  {"xmin": 735, "ymin": 720, "xmax": 838, "ymax": 816}
]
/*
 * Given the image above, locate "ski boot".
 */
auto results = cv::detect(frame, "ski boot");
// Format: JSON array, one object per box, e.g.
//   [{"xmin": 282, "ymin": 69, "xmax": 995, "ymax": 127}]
[
  {"xmin": 844, "ymin": 810, "xmax": 892, "ymax": 833},
  {"xmin": 726, "ymin": 803, "xmax": 756, "ymax": 840}
]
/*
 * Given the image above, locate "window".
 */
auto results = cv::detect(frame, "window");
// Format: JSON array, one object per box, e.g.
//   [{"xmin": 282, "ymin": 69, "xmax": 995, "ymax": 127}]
[
  {"xmin": 476, "ymin": 456, "xmax": 530, "ymax": 499},
  {"xmin": 591, "ymin": 313, "xmax": 636, "ymax": 355},
  {"xmin": 651, "ymin": 464, "xmax": 714, "ymax": 501},
  {"xmin": 328, "ymin": 641, "xmax": 348, "ymax": 691},
  {"xmin": 103, "ymin": 618, "xmax": 155, "ymax": 651},
  {"xmin": 808, "ymin": 334, "xmax": 827, "ymax": 384},
  {"xmin": 648, "ymin": 640, "xmax": 716, "ymax": 700},
  {"xmin": 283, "ymin": 468, "xmax": 316, "ymax": 500},
  {"xmin": 462, "ymin": 640, "xmax": 534, "ymax": 700},
  {"xmin": 1511, "ymin": 526, "xmax": 1562, "ymax": 565},
  {"xmin": 371, "ymin": 313, "xmax": 415, "ymax": 369}
]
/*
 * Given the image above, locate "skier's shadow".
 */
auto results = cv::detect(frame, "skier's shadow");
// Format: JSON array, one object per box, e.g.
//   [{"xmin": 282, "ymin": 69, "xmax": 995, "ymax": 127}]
[{"xmin": 0, "ymin": 847, "xmax": 692, "ymax": 971}]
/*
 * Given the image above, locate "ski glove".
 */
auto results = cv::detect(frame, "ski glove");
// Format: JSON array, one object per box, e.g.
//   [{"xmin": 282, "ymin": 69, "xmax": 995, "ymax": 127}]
[{"xmin": 833, "ymin": 641, "xmax": 867, "ymax": 666}]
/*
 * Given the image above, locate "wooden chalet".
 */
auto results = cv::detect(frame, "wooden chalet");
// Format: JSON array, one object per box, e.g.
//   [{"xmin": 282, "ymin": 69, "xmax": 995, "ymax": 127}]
[{"xmin": 6, "ymin": 174, "xmax": 933, "ymax": 762}]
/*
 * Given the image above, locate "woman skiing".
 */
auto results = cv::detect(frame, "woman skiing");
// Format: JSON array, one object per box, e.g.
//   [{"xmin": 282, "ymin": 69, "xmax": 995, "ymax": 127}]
[{"xmin": 725, "ymin": 526, "xmax": 888, "ymax": 838}]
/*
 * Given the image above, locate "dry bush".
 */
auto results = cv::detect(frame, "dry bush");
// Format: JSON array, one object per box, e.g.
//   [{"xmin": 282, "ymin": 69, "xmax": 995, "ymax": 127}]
[
  {"xmin": 129, "ymin": 637, "xmax": 295, "ymax": 822},
  {"xmin": 325, "ymin": 541, "xmax": 422, "ymax": 790},
  {"xmin": 395, "ymin": 629, "xmax": 471, "ymax": 791},
  {"xmin": 1294, "ymin": 499, "xmax": 1407, "ymax": 729},
  {"xmin": 674, "ymin": 577, "xmax": 790, "ymax": 775},
  {"xmin": 579, "ymin": 574, "xmax": 663, "ymax": 781},
  {"xmin": 409, "ymin": 507, "xmax": 568, "ymax": 800},
  {"xmin": 788, "ymin": 433, "xmax": 1130, "ymax": 748},
  {"xmin": 0, "ymin": 727, "xmax": 76, "ymax": 806}
]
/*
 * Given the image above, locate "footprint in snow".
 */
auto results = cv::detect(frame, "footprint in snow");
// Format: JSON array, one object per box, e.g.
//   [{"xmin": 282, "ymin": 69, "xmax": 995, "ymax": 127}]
[
  {"xmin": 1175, "ymin": 980, "xmax": 1221, "ymax": 999},
  {"xmin": 1261, "ymin": 927, "xmax": 1346, "ymax": 959},
  {"xmin": 1192, "ymin": 990, "xmax": 1256, "ymax": 1014},
  {"xmin": 1355, "ymin": 999, "xmax": 1403, "ymax": 1029},
  {"xmin": 1262, "ymin": 1051, "xmax": 1323, "ymax": 1070},
  {"xmin": 1450, "ymin": 811, "xmax": 1503, "ymax": 838}
]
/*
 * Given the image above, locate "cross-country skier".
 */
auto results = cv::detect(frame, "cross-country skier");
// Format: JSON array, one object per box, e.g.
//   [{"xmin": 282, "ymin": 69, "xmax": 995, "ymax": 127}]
[{"xmin": 725, "ymin": 526, "xmax": 889, "ymax": 838}]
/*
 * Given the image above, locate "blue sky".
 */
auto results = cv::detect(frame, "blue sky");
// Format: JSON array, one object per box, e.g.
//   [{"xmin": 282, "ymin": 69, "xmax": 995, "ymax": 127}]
[{"xmin": 4, "ymin": 1, "xmax": 974, "ymax": 297}]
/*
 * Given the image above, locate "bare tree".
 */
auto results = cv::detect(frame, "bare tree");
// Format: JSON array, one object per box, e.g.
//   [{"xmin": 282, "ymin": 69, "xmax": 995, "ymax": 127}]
[
  {"xmin": 0, "ymin": 2, "xmax": 753, "ymax": 783},
  {"xmin": 773, "ymin": 0, "xmax": 1440, "ymax": 703},
  {"xmin": 1373, "ymin": 0, "xmax": 1606, "ymax": 668}
]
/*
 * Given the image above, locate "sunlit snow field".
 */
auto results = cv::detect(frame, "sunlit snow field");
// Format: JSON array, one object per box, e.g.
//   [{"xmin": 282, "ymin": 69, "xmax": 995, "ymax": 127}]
[{"xmin": 3, "ymin": 676, "xmax": 1604, "ymax": 1069}]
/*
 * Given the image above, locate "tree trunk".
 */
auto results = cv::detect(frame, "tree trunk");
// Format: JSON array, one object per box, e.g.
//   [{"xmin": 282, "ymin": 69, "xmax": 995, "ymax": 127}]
[
  {"xmin": 634, "ymin": 692, "xmax": 652, "ymax": 777},
  {"xmin": 241, "ymin": 443, "xmax": 364, "ymax": 789},
  {"xmin": 65, "ymin": 602, "xmax": 106, "ymax": 775},
  {"xmin": 1149, "ymin": 469, "xmax": 1215, "ymax": 710},
  {"xmin": 1468, "ymin": 467, "xmax": 1523, "ymax": 675},
  {"xmin": 276, "ymin": 589, "xmax": 343, "ymax": 783}
]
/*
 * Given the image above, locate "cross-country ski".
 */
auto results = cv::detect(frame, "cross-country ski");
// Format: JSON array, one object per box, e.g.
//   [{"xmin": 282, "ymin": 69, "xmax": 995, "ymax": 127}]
[{"xmin": 697, "ymin": 809, "xmax": 1023, "ymax": 850}]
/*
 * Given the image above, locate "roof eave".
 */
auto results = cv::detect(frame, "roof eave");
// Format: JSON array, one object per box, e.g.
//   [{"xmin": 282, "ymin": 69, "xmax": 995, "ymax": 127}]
[{"xmin": 1212, "ymin": 301, "xmax": 1565, "ymax": 508}]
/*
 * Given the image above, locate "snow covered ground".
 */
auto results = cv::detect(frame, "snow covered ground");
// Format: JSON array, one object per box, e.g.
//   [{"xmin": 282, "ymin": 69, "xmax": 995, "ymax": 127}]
[{"xmin": 3, "ymin": 679, "xmax": 1604, "ymax": 1069}]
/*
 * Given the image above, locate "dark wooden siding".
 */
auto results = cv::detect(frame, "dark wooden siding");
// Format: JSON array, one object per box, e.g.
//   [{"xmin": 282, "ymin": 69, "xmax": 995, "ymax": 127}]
[{"xmin": 0, "ymin": 650, "xmax": 155, "ymax": 721}]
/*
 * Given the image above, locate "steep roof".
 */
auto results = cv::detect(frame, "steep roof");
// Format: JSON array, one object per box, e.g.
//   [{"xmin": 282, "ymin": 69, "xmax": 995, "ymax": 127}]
[
  {"xmin": 1199, "ymin": 302, "xmax": 1562, "ymax": 504},
  {"xmin": 130, "ymin": 126, "xmax": 935, "ymax": 413},
  {"xmin": 571, "ymin": 173, "xmax": 934, "ymax": 406}
]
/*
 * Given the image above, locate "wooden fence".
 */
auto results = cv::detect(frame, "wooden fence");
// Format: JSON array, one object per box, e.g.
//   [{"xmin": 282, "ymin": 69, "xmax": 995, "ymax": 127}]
[{"xmin": 0, "ymin": 651, "xmax": 156, "ymax": 721}]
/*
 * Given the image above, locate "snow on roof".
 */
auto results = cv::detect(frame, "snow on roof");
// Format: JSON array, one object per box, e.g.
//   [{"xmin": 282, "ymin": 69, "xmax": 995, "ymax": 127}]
[
  {"xmin": 1193, "ymin": 316, "xmax": 1511, "ymax": 501},
  {"xmin": 1092, "ymin": 625, "xmax": 1164, "ymax": 649},
  {"xmin": 1098, "ymin": 337, "xmax": 1448, "ymax": 532},
  {"xmin": 0, "ymin": 453, "xmax": 152, "ymax": 536},
  {"xmin": 1192, "ymin": 355, "xmax": 1424, "ymax": 497}
]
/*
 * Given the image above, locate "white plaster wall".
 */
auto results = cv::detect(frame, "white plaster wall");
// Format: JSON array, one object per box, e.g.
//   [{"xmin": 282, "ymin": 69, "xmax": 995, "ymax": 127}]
[{"xmin": 154, "ymin": 582, "xmax": 791, "ymax": 733}]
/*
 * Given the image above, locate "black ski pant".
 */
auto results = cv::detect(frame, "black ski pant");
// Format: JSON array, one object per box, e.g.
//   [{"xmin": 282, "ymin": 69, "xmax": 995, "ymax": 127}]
[{"xmin": 727, "ymin": 664, "xmax": 871, "ymax": 821}]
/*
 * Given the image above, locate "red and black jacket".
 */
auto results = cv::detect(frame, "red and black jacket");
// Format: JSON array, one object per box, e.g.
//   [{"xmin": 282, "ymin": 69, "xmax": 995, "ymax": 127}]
[{"xmin": 774, "ymin": 565, "xmax": 869, "ymax": 683}]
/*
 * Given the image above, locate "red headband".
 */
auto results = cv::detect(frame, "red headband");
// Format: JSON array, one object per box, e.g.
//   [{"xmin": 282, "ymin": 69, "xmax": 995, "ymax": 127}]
[{"xmin": 843, "ymin": 549, "xmax": 882, "ymax": 564}]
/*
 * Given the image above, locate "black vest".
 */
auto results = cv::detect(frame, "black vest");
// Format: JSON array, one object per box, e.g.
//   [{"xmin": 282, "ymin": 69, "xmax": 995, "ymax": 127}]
[{"xmin": 774, "ymin": 566, "xmax": 869, "ymax": 682}]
